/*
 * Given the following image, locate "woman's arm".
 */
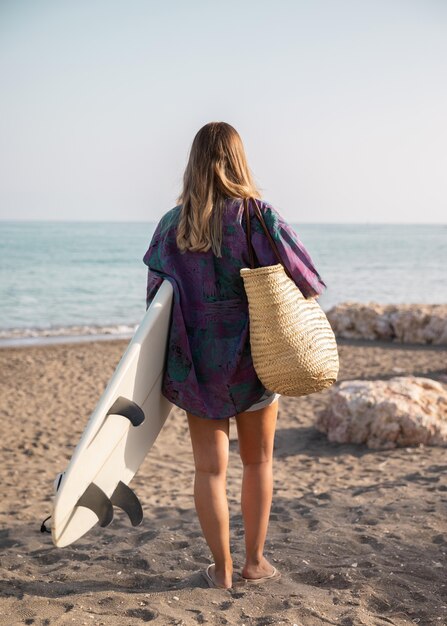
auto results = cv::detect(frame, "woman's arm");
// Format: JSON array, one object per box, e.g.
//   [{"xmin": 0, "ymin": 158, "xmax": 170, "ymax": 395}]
[
  {"xmin": 142, "ymin": 218, "xmax": 165, "ymax": 310},
  {"xmin": 145, "ymin": 269, "xmax": 164, "ymax": 310},
  {"xmin": 250, "ymin": 201, "xmax": 327, "ymax": 299}
]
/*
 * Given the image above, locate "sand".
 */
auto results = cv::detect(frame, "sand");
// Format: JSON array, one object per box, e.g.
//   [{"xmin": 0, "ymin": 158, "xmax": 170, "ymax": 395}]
[{"xmin": 0, "ymin": 338, "xmax": 446, "ymax": 626}]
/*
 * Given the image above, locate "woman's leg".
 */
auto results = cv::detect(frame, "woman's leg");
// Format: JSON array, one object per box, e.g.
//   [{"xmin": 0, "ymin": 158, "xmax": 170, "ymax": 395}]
[
  {"xmin": 186, "ymin": 412, "xmax": 233, "ymax": 588},
  {"xmin": 235, "ymin": 400, "xmax": 278, "ymax": 579}
]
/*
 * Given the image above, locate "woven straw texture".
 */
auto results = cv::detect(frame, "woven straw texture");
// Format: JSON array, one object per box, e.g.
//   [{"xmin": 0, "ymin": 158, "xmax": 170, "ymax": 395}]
[{"xmin": 240, "ymin": 263, "xmax": 339, "ymax": 396}]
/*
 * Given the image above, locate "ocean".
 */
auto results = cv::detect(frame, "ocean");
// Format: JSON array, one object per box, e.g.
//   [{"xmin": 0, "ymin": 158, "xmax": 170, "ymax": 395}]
[{"xmin": 1, "ymin": 220, "xmax": 446, "ymax": 346}]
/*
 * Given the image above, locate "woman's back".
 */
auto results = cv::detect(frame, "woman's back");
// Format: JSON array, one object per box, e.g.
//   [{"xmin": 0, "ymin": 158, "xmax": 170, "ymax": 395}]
[{"xmin": 143, "ymin": 196, "xmax": 327, "ymax": 420}]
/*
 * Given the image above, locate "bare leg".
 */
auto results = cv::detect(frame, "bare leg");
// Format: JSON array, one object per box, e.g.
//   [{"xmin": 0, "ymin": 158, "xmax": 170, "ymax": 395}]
[
  {"xmin": 186, "ymin": 412, "xmax": 233, "ymax": 588},
  {"xmin": 235, "ymin": 400, "xmax": 278, "ymax": 579}
]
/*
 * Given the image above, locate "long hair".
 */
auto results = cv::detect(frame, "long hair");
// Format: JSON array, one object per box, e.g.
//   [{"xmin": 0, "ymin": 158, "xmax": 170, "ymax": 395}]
[{"xmin": 176, "ymin": 122, "xmax": 261, "ymax": 257}]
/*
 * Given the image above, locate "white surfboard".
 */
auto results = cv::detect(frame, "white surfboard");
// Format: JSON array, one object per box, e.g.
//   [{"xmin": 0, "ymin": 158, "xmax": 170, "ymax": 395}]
[{"xmin": 51, "ymin": 280, "xmax": 174, "ymax": 548}]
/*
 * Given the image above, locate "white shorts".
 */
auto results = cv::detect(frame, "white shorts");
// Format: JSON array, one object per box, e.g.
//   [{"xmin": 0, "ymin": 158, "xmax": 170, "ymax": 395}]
[{"xmin": 244, "ymin": 390, "xmax": 281, "ymax": 412}]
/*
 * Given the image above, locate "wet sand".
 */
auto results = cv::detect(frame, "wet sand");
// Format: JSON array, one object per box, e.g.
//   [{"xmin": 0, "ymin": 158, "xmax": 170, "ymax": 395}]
[{"xmin": 0, "ymin": 338, "xmax": 446, "ymax": 625}]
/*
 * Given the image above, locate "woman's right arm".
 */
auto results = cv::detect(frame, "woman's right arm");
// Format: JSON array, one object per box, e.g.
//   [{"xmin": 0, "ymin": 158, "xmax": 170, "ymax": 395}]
[
  {"xmin": 145, "ymin": 270, "xmax": 164, "ymax": 310},
  {"xmin": 142, "ymin": 219, "xmax": 165, "ymax": 310}
]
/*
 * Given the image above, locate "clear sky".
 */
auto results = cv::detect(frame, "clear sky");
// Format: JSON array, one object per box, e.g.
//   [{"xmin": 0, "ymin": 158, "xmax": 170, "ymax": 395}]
[{"xmin": 0, "ymin": 0, "xmax": 446, "ymax": 223}]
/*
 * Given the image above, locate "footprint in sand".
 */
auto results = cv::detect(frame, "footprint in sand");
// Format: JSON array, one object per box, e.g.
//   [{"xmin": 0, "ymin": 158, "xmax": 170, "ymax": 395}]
[
  {"xmin": 125, "ymin": 608, "xmax": 159, "ymax": 622},
  {"xmin": 403, "ymin": 471, "xmax": 440, "ymax": 483},
  {"xmin": 357, "ymin": 534, "xmax": 385, "ymax": 551},
  {"xmin": 290, "ymin": 568, "xmax": 352, "ymax": 589},
  {"xmin": 134, "ymin": 529, "xmax": 159, "ymax": 545}
]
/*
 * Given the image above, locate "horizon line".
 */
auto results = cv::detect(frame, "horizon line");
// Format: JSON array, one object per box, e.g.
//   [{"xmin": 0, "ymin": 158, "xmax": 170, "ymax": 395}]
[{"xmin": 1, "ymin": 219, "xmax": 446, "ymax": 226}]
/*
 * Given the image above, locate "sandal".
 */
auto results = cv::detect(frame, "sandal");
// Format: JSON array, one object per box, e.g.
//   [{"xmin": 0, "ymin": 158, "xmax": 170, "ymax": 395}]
[
  {"xmin": 241, "ymin": 566, "xmax": 282, "ymax": 584},
  {"xmin": 202, "ymin": 563, "xmax": 247, "ymax": 589}
]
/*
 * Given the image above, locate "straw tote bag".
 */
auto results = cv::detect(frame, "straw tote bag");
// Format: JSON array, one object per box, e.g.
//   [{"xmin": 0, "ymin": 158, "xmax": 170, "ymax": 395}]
[{"xmin": 240, "ymin": 197, "xmax": 339, "ymax": 396}]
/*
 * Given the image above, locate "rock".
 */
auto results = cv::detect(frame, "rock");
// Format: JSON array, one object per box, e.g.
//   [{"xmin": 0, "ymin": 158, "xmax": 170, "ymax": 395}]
[
  {"xmin": 315, "ymin": 376, "xmax": 447, "ymax": 449},
  {"xmin": 325, "ymin": 303, "xmax": 447, "ymax": 345}
]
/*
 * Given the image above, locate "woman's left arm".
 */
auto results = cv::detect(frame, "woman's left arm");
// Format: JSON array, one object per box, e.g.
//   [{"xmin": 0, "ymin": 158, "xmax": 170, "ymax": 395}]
[{"xmin": 251, "ymin": 202, "xmax": 327, "ymax": 299}]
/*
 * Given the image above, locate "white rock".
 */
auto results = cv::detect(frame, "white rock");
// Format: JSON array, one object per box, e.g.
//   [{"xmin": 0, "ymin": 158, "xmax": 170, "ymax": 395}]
[
  {"xmin": 326, "ymin": 303, "xmax": 447, "ymax": 345},
  {"xmin": 315, "ymin": 376, "xmax": 447, "ymax": 449}
]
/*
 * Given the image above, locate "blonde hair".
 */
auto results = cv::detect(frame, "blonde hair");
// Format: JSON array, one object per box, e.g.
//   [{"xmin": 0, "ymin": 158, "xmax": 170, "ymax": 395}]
[{"xmin": 176, "ymin": 122, "xmax": 261, "ymax": 257}]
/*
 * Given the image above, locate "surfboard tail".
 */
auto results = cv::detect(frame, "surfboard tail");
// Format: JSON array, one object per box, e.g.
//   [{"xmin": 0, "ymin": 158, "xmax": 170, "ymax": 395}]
[
  {"xmin": 73, "ymin": 480, "xmax": 143, "ymax": 528},
  {"xmin": 111, "ymin": 481, "xmax": 143, "ymax": 526},
  {"xmin": 76, "ymin": 483, "xmax": 114, "ymax": 527}
]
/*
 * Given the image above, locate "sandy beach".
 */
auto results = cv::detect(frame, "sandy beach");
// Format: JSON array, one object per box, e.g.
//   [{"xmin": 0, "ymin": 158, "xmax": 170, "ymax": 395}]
[{"xmin": 1, "ymin": 337, "xmax": 446, "ymax": 626}]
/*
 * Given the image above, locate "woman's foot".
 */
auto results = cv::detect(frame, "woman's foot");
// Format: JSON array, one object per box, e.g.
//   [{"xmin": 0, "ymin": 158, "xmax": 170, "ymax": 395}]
[
  {"xmin": 241, "ymin": 556, "xmax": 278, "ymax": 581},
  {"xmin": 204, "ymin": 563, "xmax": 234, "ymax": 589}
]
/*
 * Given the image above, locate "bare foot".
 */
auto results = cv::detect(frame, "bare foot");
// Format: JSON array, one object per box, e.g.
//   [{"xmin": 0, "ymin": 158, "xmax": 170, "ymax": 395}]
[
  {"xmin": 208, "ymin": 564, "xmax": 233, "ymax": 589},
  {"xmin": 242, "ymin": 556, "xmax": 276, "ymax": 580}
]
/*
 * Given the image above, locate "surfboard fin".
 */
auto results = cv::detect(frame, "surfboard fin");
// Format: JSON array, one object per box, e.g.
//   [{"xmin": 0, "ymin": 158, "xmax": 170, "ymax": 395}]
[
  {"xmin": 76, "ymin": 483, "xmax": 114, "ymax": 527},
  {"xmin": 106, "ymin": 396, "xmax": 145, "ymax": 426},
  {"xmin": 110, "ymin": 480, "xmax": 143, "ymax": 526}
]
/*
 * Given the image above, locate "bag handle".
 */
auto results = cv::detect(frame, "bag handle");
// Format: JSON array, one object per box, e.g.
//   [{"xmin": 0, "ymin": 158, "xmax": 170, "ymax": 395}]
[{"xmin": 243, "ymin": 197, "xmax": 293, "ymax": 281}]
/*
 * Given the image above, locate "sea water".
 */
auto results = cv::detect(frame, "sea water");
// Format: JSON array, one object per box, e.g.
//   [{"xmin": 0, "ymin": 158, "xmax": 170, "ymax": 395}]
[{"xmin": 0, "ymin": 220, "xmax": 446, "ymax": 345}]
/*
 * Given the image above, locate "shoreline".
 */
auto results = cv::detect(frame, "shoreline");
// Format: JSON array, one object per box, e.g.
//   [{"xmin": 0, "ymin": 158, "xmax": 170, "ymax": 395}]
[
  {"xmin": 2, "ymin": 333, "xmax": 447, "ymax": 351},
  {"xmin": 2, "ymin": 300, "xmax": 446, "ymax": 350},
  {"xmin": 0, "ymin": 331, "xmax": 134, "ymax": 349}
]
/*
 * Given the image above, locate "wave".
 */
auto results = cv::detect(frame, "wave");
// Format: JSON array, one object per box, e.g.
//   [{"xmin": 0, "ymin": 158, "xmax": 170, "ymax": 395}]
[{"xmin": 0, "ymin": 323, "xmax": 138, "ymax": 348}]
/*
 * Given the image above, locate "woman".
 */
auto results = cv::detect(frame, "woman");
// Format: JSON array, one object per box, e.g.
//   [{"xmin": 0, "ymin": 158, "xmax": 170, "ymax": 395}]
[{"xmin": 142, "ymin": 122, "xmax": 327, "ymax": 589}]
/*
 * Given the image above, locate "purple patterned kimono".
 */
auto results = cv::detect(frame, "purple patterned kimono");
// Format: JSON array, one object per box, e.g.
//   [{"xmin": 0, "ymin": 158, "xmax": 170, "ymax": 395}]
[{"xmin": 142, "ymin": 197, "xmax": 327, "ymax": 420}]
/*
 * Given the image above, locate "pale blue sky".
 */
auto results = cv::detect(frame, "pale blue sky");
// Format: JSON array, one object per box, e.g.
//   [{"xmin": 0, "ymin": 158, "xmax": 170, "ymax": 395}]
[{"xmin": 0, "ymin": 0, "xmax": 446, "ymax": 223}]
